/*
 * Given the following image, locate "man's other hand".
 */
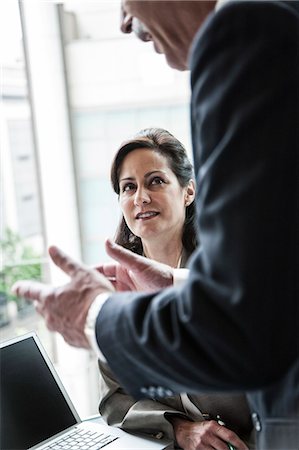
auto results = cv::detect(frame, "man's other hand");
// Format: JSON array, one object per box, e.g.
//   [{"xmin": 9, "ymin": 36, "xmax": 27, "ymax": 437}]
[{"xmin": 171, "ymin": 418, "xmax": 249, "ymax": 450}]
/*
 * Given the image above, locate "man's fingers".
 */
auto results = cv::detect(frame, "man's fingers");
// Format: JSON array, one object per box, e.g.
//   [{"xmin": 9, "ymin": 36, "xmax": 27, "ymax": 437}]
[
  {"xmin": 105, "ymin": 239, "xmax": 146, "ymax": 271},
  {"xmin": 11, "ymin": 280, "xmax": 47, "ymax": 302},
  {"xmin": 48, "ymin": 246, "xmax": 82, "ymax": 277},
  {"xmin": 215, "ymin": 423, "xmax": 249, "ymax": 450}
]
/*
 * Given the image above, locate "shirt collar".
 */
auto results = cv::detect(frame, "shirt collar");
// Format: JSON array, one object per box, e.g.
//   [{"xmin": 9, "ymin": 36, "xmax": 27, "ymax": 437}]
[{"xmin": 215, "ymin": 0, "xmax": 234, "ymax": 11}]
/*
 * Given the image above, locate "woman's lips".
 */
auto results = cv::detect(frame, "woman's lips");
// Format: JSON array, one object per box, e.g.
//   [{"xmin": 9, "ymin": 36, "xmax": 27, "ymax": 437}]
[{"xmin": 135, "ymin": 211, "xmax": 159, "ymax": 220}]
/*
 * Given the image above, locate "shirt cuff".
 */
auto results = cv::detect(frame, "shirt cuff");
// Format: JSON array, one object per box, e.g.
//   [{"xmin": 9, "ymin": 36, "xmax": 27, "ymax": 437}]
[
  {"xmin": 84, "ymin": 293, "xmax": 111, "ymax": 361},
  {"xmin": 173, "ymin": 268, "xmax": 189, "ymax": 286}
]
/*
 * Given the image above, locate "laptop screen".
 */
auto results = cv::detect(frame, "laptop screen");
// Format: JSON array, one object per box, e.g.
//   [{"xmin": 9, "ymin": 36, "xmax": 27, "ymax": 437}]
[{"xmin": 0, "ymin": 334, "xmax": 78, "ymax": 450}]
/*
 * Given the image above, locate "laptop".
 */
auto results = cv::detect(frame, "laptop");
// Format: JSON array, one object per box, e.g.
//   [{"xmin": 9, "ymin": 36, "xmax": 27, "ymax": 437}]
[{"xmin": 0, "ymin": 332, "xmax": 171, "ymax": 450}]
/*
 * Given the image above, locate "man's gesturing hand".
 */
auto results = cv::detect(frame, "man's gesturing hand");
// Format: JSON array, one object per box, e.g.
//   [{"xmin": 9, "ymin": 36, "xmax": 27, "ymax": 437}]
[
  {"xmin": 11, "ymin": 246, "xmax": 114, "ymax": 348},
  {"xmin": 95, "ymin": 239, "xmax": 174, "ymax": 292}
]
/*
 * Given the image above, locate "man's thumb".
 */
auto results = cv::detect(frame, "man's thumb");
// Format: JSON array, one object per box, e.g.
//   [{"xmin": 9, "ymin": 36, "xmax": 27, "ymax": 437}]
[{"xmin": 105, "ymin": 239, "xmax": 143, "ymax": 270}]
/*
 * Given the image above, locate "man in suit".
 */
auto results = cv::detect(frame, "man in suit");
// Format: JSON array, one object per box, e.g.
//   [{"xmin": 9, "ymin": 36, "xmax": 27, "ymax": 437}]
[{"xmin": 13, "ymin": 1, "xmax": 299, "ymax": 448}]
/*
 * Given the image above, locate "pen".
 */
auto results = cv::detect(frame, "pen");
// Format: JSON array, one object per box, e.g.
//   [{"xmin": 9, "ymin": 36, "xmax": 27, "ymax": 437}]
[{"xmin": 216, "ymin": 415, "xmax": 236, "ymax": 450}]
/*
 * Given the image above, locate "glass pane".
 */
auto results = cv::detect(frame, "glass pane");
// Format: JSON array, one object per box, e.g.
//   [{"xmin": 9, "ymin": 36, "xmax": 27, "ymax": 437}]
[{"xmin": 0, "ymin": 0, "xmax": 53, "ymax": 358}]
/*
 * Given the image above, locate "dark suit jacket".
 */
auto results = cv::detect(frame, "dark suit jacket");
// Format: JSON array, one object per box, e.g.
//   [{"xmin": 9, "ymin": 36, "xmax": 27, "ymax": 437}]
[
  {"xmin": 98, "ymin": 252, "xmax": 254, "ymax": 446},
  {"xmin": 97, "ymin": 2, "xmax": 299, "ymax": 448}
]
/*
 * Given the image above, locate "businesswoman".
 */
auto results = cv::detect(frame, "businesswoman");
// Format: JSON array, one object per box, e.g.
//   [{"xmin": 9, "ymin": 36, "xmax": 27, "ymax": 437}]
[{"xmin": 98, "ymin": 128, "xmax": 254, "ymax": 450}]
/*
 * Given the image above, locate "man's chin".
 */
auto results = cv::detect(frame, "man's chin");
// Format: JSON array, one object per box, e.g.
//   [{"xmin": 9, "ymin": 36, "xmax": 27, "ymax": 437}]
[
  {"xmin": 166, "ymin": 56, "xmax": 188, "ymax": 72},
  {"xmin": 152, "ymin": 42, "xmax": 187, "ymax": 71}
]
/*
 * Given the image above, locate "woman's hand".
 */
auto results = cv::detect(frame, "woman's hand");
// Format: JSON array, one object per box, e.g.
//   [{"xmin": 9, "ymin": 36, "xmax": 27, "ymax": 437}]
[
  {"xmin": 171, "ymin": 417, "xmax": 249, "ymax": 450},
  {"xmin": 95, "ymin": 239, "xmax": 174, "ymax": 292}
]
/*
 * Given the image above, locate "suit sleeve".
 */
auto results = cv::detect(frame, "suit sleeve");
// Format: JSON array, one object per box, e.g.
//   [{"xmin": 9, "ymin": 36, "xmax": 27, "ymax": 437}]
[{"xmin": 96, "ymin": 2, "xmax": 299, "ymax": 400}]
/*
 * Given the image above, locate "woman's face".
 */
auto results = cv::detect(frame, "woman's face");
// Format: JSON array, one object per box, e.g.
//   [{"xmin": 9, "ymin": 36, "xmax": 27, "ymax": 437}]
[{"xmin": 118, "ymin": 148, "xmax": 193, "ymax": 243}]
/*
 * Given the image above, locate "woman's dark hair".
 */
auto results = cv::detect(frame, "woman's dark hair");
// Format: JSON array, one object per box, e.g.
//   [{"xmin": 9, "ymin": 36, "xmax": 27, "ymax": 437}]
[{"xmin": 111, "ymin": 128, "xmax": 197, "ymax": 255}]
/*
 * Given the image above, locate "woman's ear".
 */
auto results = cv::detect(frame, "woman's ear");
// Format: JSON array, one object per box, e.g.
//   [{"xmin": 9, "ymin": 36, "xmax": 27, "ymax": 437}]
[{"xmin": 184, "ymin": 179, "xmax": 196, "ymax": 206}]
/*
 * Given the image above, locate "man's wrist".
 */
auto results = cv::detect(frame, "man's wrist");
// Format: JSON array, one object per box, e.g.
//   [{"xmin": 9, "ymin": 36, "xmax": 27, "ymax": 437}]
[{"xmin": 84, "ymin": 293, "xmax": 111, "ymax": 361}]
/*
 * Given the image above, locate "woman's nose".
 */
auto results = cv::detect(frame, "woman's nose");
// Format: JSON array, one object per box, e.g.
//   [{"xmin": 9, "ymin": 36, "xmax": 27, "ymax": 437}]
[{"xmin": 134, "ymin": 188, "xmax": 151, "ymax": 206}]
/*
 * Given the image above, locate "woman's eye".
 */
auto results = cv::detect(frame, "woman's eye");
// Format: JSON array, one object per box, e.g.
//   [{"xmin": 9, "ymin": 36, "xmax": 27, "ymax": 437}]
[
  {"xmin": 151, "ymin": 177, "xmax": 164, "ymax": 185},
  {"xmin": 122, "ymin": 183, "xmax": 135, "ymax": 192}
]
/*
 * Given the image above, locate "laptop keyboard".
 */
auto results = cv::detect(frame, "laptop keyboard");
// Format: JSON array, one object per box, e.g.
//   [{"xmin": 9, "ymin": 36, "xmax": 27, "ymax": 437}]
[{"xmin": 44, "ymin": 428, "xmax": 119, "ymax": 449}]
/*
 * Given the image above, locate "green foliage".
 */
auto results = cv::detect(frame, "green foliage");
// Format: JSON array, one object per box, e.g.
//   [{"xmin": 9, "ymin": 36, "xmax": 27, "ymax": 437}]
[{"xmin": 0, "ymin": 228, "xmax": 42, "ymax": 307}]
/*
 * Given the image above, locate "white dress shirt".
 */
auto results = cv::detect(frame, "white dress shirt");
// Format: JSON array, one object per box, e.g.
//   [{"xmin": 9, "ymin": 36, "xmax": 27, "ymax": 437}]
[{"xmin": 84, "ymin": 269, "xmax": 190, "ymax": 360}]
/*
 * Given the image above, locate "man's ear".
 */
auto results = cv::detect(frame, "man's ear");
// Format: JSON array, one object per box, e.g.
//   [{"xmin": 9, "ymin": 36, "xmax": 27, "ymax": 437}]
[{"xmin": 184, "ymin": 179, "xmax": 196, "ymax": 206}]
